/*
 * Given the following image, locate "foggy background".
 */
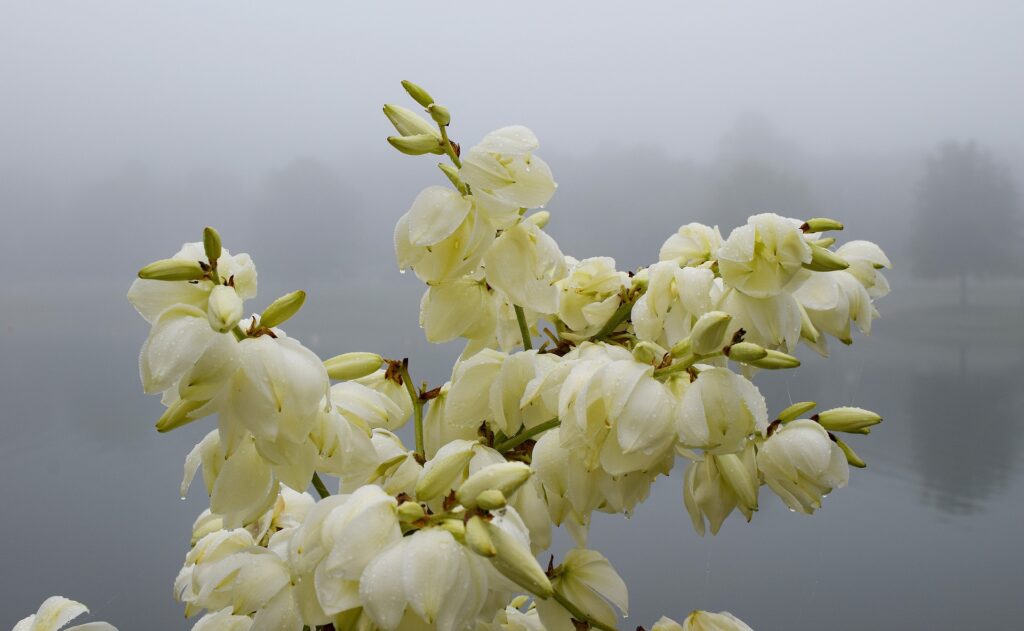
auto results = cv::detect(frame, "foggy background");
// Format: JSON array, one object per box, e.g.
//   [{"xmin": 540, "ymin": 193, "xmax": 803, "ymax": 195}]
[{"xmin": 2, "ymin": 2, "xmax": 1023, "ymax": 628}]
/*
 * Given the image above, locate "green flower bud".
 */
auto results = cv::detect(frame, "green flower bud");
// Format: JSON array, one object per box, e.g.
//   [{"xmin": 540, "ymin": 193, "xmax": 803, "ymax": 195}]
[
  {"xmin": 438, "ymin": 163, "xmax": 467, "ymax": 194},
  {"xmin": 383, "ymin": 104, "xmax": 440, "ymax": 137},
  {"xmin": 416, "ymin": 448, "xmax": 475, "ymax": 501},
  {"xmin": 816, "ymin": 406, "xmax": 882, "ymax": 433},
  {"xmin": 804, "ymin": 244, "xmax": 850, "ymax": 272},
  {"xmin": 801, "ymin": 217, "xmax": 845, "ymax": 233},
  {"xmin": 203, "ymin": 226, "xmax": 222, "ymax": 265},
  {"xmin": 475, "ymin": 489, "xmax": 507, "ymax": 511},
  {"xmin": 137, "ymin": 258, "xmax": 206, "ymax": 281},
  {"xmin": 690, "ymin": 311, "xmax": 733, "ymax": 355},
  {"xmin": 258, "ymin": 290, "xmax": 306, "ymax": 329},
  {"xmin": 777, "ymin": 401, "xmax": 816, "ymax": 423},
  {"xmin": 440, "ymin": 518, "xmax": 466, "ymax": 538},
  {"xmin": 456, "ymin": 462, "xmax": 531, "ymax": 509},
  {"xmin": 387, "ymin": 134, "xmax": 445, "ymax": 156},
  {"xmin": 748, "ymin": 349, "xmax": 801, "ymax": 369},
  {"xmin": 724, "ymin": 341, "xmax": 768, "ymax": 363},
  {"xmin": 428, "ymin": 104, "xmax": 451, "ymax": 126},
  {"xmin": 815, "ymin": 236, "xmax": 837, "ymax": 248},
  {"xmin": 484, "ymin": 518, "xmax": 553, "ymax": 598},
  {"xmin": 207, "ymin": 285, "xmax": 243, "ymax": 333},
  {"xmin": 667, "ymin": 336, "xmax": 691, "ymax": 358},
  {"xmin": 632, "ymin": 341, "xmax": 663, "ymax": 365},
  {"xmin": 396, "ymin": 501, "xmax": 425, "ymax": 522},
  {"xmin": 465, "ymin": 515, "xmax": 497, "ymax": 557},
  {"xmin": 836, "ymin": 438, "xmax": 866, "ymax": 468},
  {"xmin": 401, "ymin": 80, "xmax": 434, "ymax": 107},
  {"xmin": 525, "ymin": 210, "xmax": 551, "ymax": 229},
  {"xmin": 156, "ymin": 398, "xmax": 207, "ymax": 433},
  {"xmin": 324, "ymin": 352, "xmax": 384, "ymax": 381}
]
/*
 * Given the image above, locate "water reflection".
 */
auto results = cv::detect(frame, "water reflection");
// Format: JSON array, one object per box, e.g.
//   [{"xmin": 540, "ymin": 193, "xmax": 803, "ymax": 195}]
[{"xmin": 911, "ymin": 344, "xmax": 1023, "ymax": 515}]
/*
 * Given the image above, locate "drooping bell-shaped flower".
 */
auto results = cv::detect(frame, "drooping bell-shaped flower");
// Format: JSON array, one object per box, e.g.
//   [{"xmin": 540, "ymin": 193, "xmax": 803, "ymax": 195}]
[
  {"xmin": 460, "ymin": 126, "xmax": 557, "ymax": 211},
  {"xmin": 658, "ymin": 222, "xmax": 723, "ymax": 267},
  {"xmin": 717, "ymin": 213, "xmax": 811, "ymax": 298},
  {"xmin": 358, "ymin": 527, "xmax": 490, "ymax": 631},
  {"xmin": 757, "ymin": 418, "xmax": 849, "ymax": 514},
  {"xmin": 483, "ymin": 220, "xmax": 567, "ymax": 315},
  {"xmin": 676, "ymin": 368, "xmax": 768, "ymax": 455},
  {"xmin": 222, "ymin": 335, "xmax": 329, "ymax": 444}
]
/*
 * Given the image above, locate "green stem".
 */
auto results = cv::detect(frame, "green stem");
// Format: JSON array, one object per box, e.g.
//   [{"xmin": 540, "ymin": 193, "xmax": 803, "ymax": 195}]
[
  {"xmin": 494, "ymin": 418, "xmax": 559, "ymax": 452},
  {"xmin": 514, "ymin": 305, "xmax": 533, "ymax": 350},
  {"xmin": 652, "ymin": 351, "xmax": 723, "ymax": 379},
  {"xmin": 552, "ymin": 590, "xmax": 618, "ymax": 631},
  {"xmin": 231, "ymin": 324, "xmax": 247, "ymax": 341},
  {"xmin": 592, "ymin": 300, "xmax": 633, "ymax": 340},
  {"xmin": 311, "ymin": 472, "xmax": 331, "ymax": 500},
  {"xmin": 439, "ymin": 125, "xmax": 462, "ymax": 168},
  {"xmin": 399, "ymin": 362, "xmax": 425, "ymax": 458}
]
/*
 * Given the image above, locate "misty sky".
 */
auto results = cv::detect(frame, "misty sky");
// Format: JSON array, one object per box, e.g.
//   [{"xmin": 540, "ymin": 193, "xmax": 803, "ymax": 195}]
[{"xmin": 3, "ymin": 1, "xmax": 1024, "ymax": 183}]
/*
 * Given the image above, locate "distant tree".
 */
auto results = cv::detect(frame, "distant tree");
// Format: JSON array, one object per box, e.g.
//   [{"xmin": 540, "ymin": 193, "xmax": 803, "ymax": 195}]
[
  {"xmin": 912, "ymin": 142, "xmax": 1020, "ymax": 305},
  {"xmin": 704, "ymin": 160, "xmax": 815, "ymax": 232},
  {"xmin": 703, "ymin": 114, "xmax": 815, "ymax": 232}
]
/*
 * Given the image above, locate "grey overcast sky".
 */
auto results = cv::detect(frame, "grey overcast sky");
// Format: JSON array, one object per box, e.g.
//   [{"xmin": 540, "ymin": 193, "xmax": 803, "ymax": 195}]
[{"xmin": 2, "ymin": 0, "xmax": 1023, "ymax": 181}]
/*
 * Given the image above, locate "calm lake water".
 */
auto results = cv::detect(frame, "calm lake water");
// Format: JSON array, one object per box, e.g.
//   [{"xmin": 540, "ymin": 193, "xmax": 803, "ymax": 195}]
[{"xmin": 2, "ymin": 274, "xmax": 1022, "ymax": 629}]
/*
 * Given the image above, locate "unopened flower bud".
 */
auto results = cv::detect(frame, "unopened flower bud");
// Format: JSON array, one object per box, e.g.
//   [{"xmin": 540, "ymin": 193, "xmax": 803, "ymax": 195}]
[
  {"xmin": 156, "ymin": 398, "xmax": 207, "ymax": 433},
  {"xmin": 416, "ymin": 448, "xmax": 475, "ymax": 501},
  {"xmin": 632, "ymin": 341, "xmax": 664, "ymax": 365},
  {"xmin": 724, "ymin": 341, "xmax": 768, "ymax": 363},
  {"xmin": 203, "ymin": 226, "xmax": 222, "ymax": 265},
  {"xmin": 816, "ymin": 406, "xmax": 882, "ymax": 433},
  {"xmin": 207, "ymin": 285, "xmax": 243, "ymax": 333},
  {"xmin": 428, "ymin": 103, "xmax": 450, "ymax": 126},
  {"xmin": 715, "ymin": 453, "xmax": 758, "ymax": 511},
  {"xmin": 324, "ymin": 352, "xmax": 384, "ymax": 381},
  {"xmin": 397, "ymin": 501, "xmax": 425, "ymax": 522},
  {"xmin": 804, "ymin": 244, "xmax": 850, "ymax": 272},
  {"xmin": 401, "ymin": 79, "xmax": 434, "ymax": 107},
  {"xmin": 748, "ymin": 349, "xmax": 801, "ymax": 369},
  {"xmin": 137, "ymin": 258, "xmax": 205, "ymax": 281},
  {"xmin": 835, "ymin": 437, "xmax": 866, "ymax": 468},
  {"xmin": 815, "ymin": 236, "xmax": 837, "ymax": 248},
  {"xmin": 483, "ymin": 518, "xmax": 553, "ymax": 598},
  {"xmin": 259, "ymin": 290, "xmax": 306, "ymax": 329},
  {"xmin": 438, "ymin": 163, "xmax": 467, "ymax": 194},
  {"xmin": 525, "ymin": 210, "xmax": 550, "ymax": 229},
  {"xmin": 383, "ymin": 103, "xmax": 439, "ymax": 137},
  {"xmin": 456, "ymin": 462, "xmax": 531, "ymax": 509},
  {"xmin": 475, "ymin": 489, "xmax": 507, "ymax": 511},
  {"xmin": 668, "ymin": 338, "xmax": 692, "ymax": 359},
  {"xmin": 690, "ymin": 311, "xmax": 733, "ymax": 355},
  {"xmin": 801, "ymin": 217, "xmax": 845, "ymax": 233},
  {"xmin": 465, "ymin": 515, "xmax": 497, "ymax": 557},
  {"xmin": 388, "ymin": 134, "xmax": 444, "ymax": 156},
  {"xmin": 440, "ymin": 518, "xmax": 466, "ymax": 538},
  {"xmin": 777, "ymin": 401, "xmax": 816, "ymax": 423}
]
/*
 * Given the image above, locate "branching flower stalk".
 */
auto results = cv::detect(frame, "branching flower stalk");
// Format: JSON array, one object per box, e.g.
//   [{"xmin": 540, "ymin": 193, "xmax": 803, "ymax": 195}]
[{"xmin": 17, "ymin": 80, "xmax": 894, "ymax": 630}]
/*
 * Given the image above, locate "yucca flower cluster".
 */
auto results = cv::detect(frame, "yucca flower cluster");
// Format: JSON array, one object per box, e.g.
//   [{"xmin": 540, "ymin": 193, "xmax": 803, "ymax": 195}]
[{"xmin": 15, "ymin": 81, "xmax": 891, "ymax": 631}]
